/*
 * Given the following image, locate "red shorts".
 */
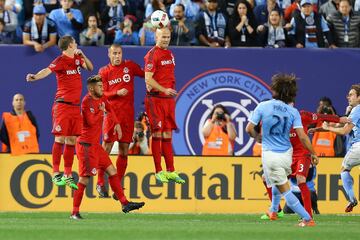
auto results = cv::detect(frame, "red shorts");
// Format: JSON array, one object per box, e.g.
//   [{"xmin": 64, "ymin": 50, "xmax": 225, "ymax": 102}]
[
  {"xmin": 290, "ymin": 155, "xmax": 311, "ymax": 178},
  {"xmin": 145, "ymin": 96, "xmax": 177, "ymax": 132},
  {"xmin": 103, "ymin": 110, "xmax": 134, "ymax": 143},
  {"xmin": 76, "ymin": 141, "xmax": 113, "ymax": 177},
  {"xmin": 51, "ymin": 102, "xmax": 82, "ymax": 136}
]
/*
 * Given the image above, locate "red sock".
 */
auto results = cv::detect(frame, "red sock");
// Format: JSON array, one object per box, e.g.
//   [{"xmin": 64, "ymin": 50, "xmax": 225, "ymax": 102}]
[
  {"xmin": 97, "ymin": 169, "xmax": 105, "ymax": 186},
  {"xmin": 299, "ymin": 182, "xmax": 312, "ymax": 217},
  {"xmin": 162, "ymin": 138, "xmax": 175, "ymax": 172},
  {"xmin": 109, "ymin": 174, "xmax": 128, "ymax": 205},
  {"xmin": 151, "ymin": 137, "xmax": 162, "ymax": 173},
  {"xmin": 263, "ymin": 181, "xmax": 272, "ymax": 201},
  {"xmin": 116, "ymin": 155, "xmax": 128, "ymax": 183},
  {"xmin": 72, "ymin": 182, "xmax": 86, "ymax": 215},
  {"xmin": 63, "ymin": 144, "xmax": 75, "ymax": 176},
  {"xmin": 52, "ymin": 142, "xmax": 63, "ymax": 173}
]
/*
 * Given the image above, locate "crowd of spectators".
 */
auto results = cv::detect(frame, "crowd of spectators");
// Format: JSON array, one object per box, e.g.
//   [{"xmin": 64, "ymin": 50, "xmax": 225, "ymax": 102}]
[{"xmin": 0, "ymin": 0, "xmax": 360, "ymax": 49}]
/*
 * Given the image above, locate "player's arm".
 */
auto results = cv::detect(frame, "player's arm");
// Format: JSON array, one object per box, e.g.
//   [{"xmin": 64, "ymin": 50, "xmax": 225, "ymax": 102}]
[
  {"xmin": 145, "ymin": 72, "xmax": 177, "ymax": 96},
  {"xmin": 322, "ymin": 122, "xmax": 354, "ymax": 135},
  {"xmin": 26, "ymin": 67, "xmax": 52, "ymax": 82},
  {"xmin": 245, "ymin": 122, "xmax": 260, "ymax": 140},
  {"xmin": 75, "ymin": 49, "xmax": 93, "ymax": 71}
]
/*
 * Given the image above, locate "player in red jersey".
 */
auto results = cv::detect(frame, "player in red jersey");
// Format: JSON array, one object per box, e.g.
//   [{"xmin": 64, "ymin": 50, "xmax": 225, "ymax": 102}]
[
  {"xmin": 289, "ymin": 110, "xmax": 343, "ymax": 217},
  {"xmin": 26, "ymin": 36, "xmax": 93, "ymax": 189},
  {"xmin": 70, "ymin": 75, "xmax": 145, "ymax": 220},
  {"xmin": 143, "ymin": 27, "xmax": 185, "ymax": 184},
  {"xmin": 95, "ymin": 44, "xmax": 145, "ymax": 197}
]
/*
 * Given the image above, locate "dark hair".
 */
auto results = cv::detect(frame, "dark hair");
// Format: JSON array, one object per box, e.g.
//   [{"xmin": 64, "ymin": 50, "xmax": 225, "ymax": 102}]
[
  {"xmin": 271, "ymin": 73, "xmax": 298, "ymax": 104},
  {"xmin": 319, "ymin": 96, "xmax": 332, "ymax": 106},
  {"xmin": 350, "ymin": 84, "xmax": 360, "ymax": 97},
  {"xmin": 58, "ymin": 35, "xmax": 75, "ymax": 51},
  {"xmin": 86, "ymin": 14, "xmax": 98, "ymax": 27},
  {"xmin": 340, "ymin": 0, "xmax": 352, "ymax": 5},
  {"xmin": 87, "ymin": 75, "xmax": 102, "ymax": 85},
  {"xmin": 231, "ymin": 0, "xmax": 257, "ymax": 29},
  {"xmin": 208, "ymin": 104, "xmax": 230, "ymax": 119},
  {"xmin": 175, "ymin": 3, "xmax": 185, "ymax": 11}
]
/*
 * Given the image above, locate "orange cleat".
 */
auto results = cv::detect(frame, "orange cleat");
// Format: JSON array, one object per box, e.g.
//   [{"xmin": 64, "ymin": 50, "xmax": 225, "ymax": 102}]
[
  {"xmin": 298, "ymin": 219, "xmax": 316, "ymax": 227},
  {"xmin": 266, "ymin": 211, "xmax": 278, "ymax": 221}
]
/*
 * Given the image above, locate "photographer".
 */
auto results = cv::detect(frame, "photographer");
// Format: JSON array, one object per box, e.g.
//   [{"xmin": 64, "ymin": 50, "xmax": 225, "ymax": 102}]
[
  {"xmin": 202, "ymin": 104, "xmax": 237, "ymax": 155},
  {"xmin": 169, "ymin": 3, "xmax": 195, "ymax": 46},
  {"xmin": 128, "ymin": 121, "xmax": 150, "ymax": 155}
]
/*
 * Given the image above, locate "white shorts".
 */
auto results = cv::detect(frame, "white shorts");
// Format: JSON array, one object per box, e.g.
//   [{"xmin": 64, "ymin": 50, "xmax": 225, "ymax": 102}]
[
  {"xmin": 262, "ymin": 148, "xmax": 293, "ymax": 186},
  {"xmin": 342, "ymin": 142, "xmax": 360, "ymax": 170}
]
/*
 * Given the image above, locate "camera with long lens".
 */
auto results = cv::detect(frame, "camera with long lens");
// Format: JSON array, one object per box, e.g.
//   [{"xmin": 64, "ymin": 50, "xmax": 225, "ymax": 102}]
[
  {"xmin": 137, "ymin": 131, "xmax": 144, "ymax": 138},
  {"xmin": 320, "ymin": 106, "xmax": 333, "ymax": 115},
  {"xmin": 216, "ymin": 112, "xmax": 226, "ymax": 121}
]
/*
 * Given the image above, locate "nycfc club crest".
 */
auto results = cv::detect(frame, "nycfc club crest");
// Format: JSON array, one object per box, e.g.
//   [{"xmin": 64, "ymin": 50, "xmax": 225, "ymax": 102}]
[{"xmin": 173, "ymin": 69, "xmax": 272, "ymax": 155}]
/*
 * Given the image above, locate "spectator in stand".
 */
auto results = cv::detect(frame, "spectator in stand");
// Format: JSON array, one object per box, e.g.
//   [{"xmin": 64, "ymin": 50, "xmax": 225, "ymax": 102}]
[
  {"xmin": 202, "ymin": 104, "xmax": 237, "ymax": 156},
  {"xmin": 327, "ymin": 0, "xmax": 360, "ymax": 48},
  {"xmin": 257, "ymin": 9, "xmax": 288, "ymax": 47},
  {"xmin": 123, "ymin": 0, "xmax": 145, "ymax": 31},
  {"xmin": 128, "ymin": 121, "xmax": 150, "ymax": 155},
  {"xmin": 196, "ymin": 0, "xmax": 230, "ymax": 47},
  {"xmin": 0, "ymin": 18, "xmax": 13, "ymax": 43},
  {"xmin": 5, "ymin": 0, "xmax": 21, "ymax": 14},
  {"xmin": 169, "ymin": 0, "xmax": 201, "ymax": 21},
  {"xmin": 228, "ymin": 0, "xmax": 257, "ymax": 47},
  {"xmin": 319, "ymin": 0, "xmax": 339, "ymax": 19},
  {"xmin": 284, "ymin": 0, "xmax": 301, "ymax": 23},
  {"xmin": 170, "ymin": 3, "xmax": 195, "ymax": 46},
  {"xmin": 254, "ymin": 0, "xmax": 280, "ymax": 25},
  {"xmin": 71, "ymin": 0, "xmax": 101, "ymax": 23},
  {"xmin": 24, "ymin": 1, "xmax": 60, "ymax": 21},
  {"xmin": 0, "ymin": 0, "xmax": 18, "ymax": 35},
  {"xmin": 0, "ymin": 93, "xmax": 40, "ymax": 155},
  {"xmin": 22, "ymin": 4, "xmax": 57, "ymax": 52},
  {"xmin": 288, "ymin": 0, "xmax": 335, "ymax": 48},
  {"xmin": 114, "ymin": 14, "xmax": 139, "ymax": 45},
  {"xmin": 218, "ymin": 0, "xmax": 237, "ymax": 17},
  {"xmin": 139, "ymin": 19, "xmax": 156, "ymax": 45},
  {"xmin": 80, "ymin": 15, "xmax": 105, "ymax": 46},
  {"xmin": 145, "ymin": 0, "xmax": 166, "ymax": 18},
  {"xmin": 49, "ymin": 0, "xmax": 84, "ymax": 42},
  {"xmin": 101, "ymin": 0, "xmax": 126, "ymax": 44}
]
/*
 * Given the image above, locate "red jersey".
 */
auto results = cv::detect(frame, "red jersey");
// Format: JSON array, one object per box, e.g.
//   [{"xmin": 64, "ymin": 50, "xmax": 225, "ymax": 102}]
[
  {"xmin": 144, "ymin": 46, "xmax": 175, "ymax": 96},
  {"xmin": 78, "ymin": 94, "xmax": 118, "ymax": 144},
  {"xmin": 290, "ymin": 111, "xmax": 340, "ymax": 157},
  {"xmin": 98, "ymin": 60, "xmax": 144, "ymax": 113},
  {"xmin": 48, "ymin": 54, "xmax": 84, "ymax": 104}
]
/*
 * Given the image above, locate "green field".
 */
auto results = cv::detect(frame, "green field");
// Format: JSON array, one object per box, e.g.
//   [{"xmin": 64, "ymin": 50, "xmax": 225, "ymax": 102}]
[{"xmin": 0, "ymin": 212, "xmax": 359, "ymax": 240}]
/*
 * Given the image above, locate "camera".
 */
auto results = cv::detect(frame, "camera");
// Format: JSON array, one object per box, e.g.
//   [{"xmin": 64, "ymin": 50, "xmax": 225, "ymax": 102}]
[
  {"xmin": 136, "ymin": 131, "xmax": 144, "ymax": 138},
  {"xmin": 320, "ymin": 106, "xmax": 333, "ymax": 115},
  {"xmin": 216, "ymin": 112, "xmax": 226, "ymax": 121}
]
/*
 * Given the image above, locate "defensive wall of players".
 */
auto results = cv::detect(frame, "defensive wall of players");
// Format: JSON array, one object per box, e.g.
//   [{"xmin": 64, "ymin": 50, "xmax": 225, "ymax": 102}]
[{"xmin": 0, "ymin": 154, "xmax": 358, "ymax": 214}]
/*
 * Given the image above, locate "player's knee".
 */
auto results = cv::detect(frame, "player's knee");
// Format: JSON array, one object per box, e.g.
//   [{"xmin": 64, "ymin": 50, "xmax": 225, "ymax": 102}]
[
  {"xmin": 54, "ymin": 136, "xmax": 65, "ymax": 144},
  {"xmin": 106, "ymin": 164, "xmax": 117, "ymax": 176},
  {"xmin": 296, "ymin": 174, "xmax": 306, "ymax": 184},
  {"xmin": 65, "ymin": 136, "xmax": 76, "ymax": 145},
  {"xmin": 152, "ymin": 131, "xmax": 162, "ymax": 138},
  {"xmin": 79, "ymin": 177, "xmax": 89, "ymax": 185}
]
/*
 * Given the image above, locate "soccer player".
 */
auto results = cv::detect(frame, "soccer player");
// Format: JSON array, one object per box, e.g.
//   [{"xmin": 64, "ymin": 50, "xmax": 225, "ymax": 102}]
[
  {"xmin": 95, "ymin": 44, "xmax": 145, "ymax": 198},
  {"xmin": 143, "ymin": 27, "xmax": 185, "ymax": 184},
  {"xmin": 26, "ymin": 36, "xmax": 93, "ymax": 189},
  {"xmin": 246, "ymin": 73, "xmax": 318, "ymax": 227},
  {"xmin": 322, "ymin": 84, "xmax": 360, "ymax": 212},
  {"xmin": 70, "ymin": 75, "xmax": 145, "ymax": 219}
]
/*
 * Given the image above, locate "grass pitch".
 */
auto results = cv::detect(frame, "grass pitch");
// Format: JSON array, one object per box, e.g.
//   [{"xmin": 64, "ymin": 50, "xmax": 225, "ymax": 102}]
[{"xmin": 0, "ymin": 212, "xmax": 359, "ymax": 240}]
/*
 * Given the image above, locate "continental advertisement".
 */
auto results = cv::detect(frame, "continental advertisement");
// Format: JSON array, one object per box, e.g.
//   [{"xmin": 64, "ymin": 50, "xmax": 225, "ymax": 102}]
[{"xmin": 0, "ymin": 154, "xmax": 358, "ymax": 214}]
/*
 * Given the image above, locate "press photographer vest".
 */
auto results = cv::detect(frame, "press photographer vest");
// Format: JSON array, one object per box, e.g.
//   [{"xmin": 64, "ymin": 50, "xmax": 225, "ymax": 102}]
[
  {"xmin": 312, "ymin": 131, "xmax": 336, "ymax": 156},
  {"xmin": 202, "ymin": 122, "xmax": 232, "ymax": 155},
  {"xmin": 2, "ymin": 112, "xmax": 39, "ymax": 155}
]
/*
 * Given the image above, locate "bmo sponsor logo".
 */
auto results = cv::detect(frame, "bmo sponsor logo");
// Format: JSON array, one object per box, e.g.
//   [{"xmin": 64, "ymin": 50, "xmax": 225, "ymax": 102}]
[
  {"xmin": 108, "ymin": 75, "xmax": 131, "ymax": 85},
  {"xmin": 173, "ymin": 68, "xmax": 272, "ymax": 155}
]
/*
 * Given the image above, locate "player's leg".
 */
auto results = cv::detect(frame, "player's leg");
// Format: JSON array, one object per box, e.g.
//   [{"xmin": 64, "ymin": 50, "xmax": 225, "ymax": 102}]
[
  {"xmin": 117, "ymin": 142, "xmax": 129, "ymax": 183},
  {"xmin": 70, "ymin": 176, "xmax": 89, "ymax": 220},
  {"xmin": 94, "ymin": 141, "xmax": 114, "ymax": 198},
  {"xmin": 61, "ymin": 136, "xmax": 78, "ymax": 189},
  {"xmin": 295, "ymin": 156, "xmax": 312, "ymax": 217},
  {"xmin": 52, "ymin": 136, "xmax": 65, "ymax": 186},
  {"xmin": 260, "ymin": 173, "xmax": 283, "ymax": 220}
]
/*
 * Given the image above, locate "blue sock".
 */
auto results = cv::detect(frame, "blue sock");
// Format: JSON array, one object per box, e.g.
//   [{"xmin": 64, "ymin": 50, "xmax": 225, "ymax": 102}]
[
  {"xmin": 283, "ymin": 190, "xmax": 311, "ymax": 221},
  {"xmin": 341, "ymin": 171, "xmax": 355, "ymax": 202},
  {"xmin": 270, "ymin": 187, "xmax": 281, "ymax": 213}
]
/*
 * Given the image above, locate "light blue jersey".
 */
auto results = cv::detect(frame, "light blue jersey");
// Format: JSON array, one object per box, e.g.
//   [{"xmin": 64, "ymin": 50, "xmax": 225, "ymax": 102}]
[
  {"xmin": 249, "ymin": 99, "xmax": 303, "ymax": 152},
  {"xmin": 348, "ymin": 105, "xmax": 360, "ymax": 145}
]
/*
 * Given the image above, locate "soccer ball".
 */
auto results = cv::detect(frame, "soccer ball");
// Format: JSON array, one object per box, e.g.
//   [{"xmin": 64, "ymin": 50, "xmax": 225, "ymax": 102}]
[{"xmin": 150, "ymin": 10, "xmax": 169, "ymax": 28}]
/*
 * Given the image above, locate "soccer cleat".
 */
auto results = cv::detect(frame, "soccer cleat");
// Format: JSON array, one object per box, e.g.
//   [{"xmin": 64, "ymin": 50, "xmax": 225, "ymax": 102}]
[
  {"xmin": 260, "ymin": 210, "xmax": 283, "ymax": 220},
  {"xmin": 61, "ymin": 176, "xmax": 78, "ymax": 190},
  {"xmin": 166, "ymin": 171, "xmax": 185, "ymax": 184},
  {"xmin": 345, "ymin": 198, "xmax": 358, "ymax": 213},
  {"xmin": 155, "ymin": 171, "xmax": 169, "ymax": 183},
  {"xmin": 298, "ymin": 219, "xmax": 316, "ymax": 227},
  {"xmin": 277, "ymin": 210, "xmax": 284, "ymax": 218},
  {"xmin": 52, "ymin": 174, "xmax": 66, "ymax": 186},
  {"xmin": 96, "ymin": 184, "xmax": 109, "ymax": 198},
  {"xmin": 122, "ymin": 201, "xmax": 145, "ymax": 213},
  {"xmin": 69, "ymin": 213, "xmax": 83, "ymax": 220}
]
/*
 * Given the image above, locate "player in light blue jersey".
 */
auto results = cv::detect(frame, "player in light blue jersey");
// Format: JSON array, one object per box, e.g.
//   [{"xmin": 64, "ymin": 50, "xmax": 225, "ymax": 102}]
[
  {"xmin": 246, "ymin": 73, "xmax": 319, "ymax": 227},
  {"xmin": 322, "ymin": 84, "xmax": 360, "ymax": 212}
]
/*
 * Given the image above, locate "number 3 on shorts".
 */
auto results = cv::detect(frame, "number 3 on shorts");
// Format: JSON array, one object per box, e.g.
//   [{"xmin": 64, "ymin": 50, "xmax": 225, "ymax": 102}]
[{"xmin": 298, "ymin": 164, "xmax": 304, "ymax": 172}]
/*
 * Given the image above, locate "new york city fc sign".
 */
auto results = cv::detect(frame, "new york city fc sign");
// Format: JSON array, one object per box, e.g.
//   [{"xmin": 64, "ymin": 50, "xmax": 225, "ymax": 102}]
[{"xmin": 173, "ymin": 69, "xmax": 272, "ymax": 156}]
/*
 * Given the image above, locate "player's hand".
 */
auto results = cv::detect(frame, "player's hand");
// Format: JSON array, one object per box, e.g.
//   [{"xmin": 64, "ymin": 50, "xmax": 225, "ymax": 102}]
[
  {"xmin": 114, "ymin": 124, "xmax": 122, "ymax": 140},
  {"xmin": 339, "ymin": 116, "xmax": 351, "ymax": 124},
  {"xmin": 322, "ymin": 121, "xmax": 329, "ymax": 130},
  {"xmin": 99, "ymin": 102, "xmax": 106, "ymax": 112},
  {"xmin": 164, "ymin": 88, "xmax": 177, "ymax": 96},
  {"xmin": 117, "ymin": 88, "xmax": 128, "ymax": 96},
  {"xmin": 311, "ymin": 154, "xmax": 319, "ymax": 166},
  {"xmin": 74, "ymin": 49, "xmax": 84, "ymax": 56},
  {"xmin": 26, "ymin": 74, "xmax": 36, "ymax": 82},
  {"xmin": 307, "ymin": 128, "xmax": 316, "ymax": 134}
]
